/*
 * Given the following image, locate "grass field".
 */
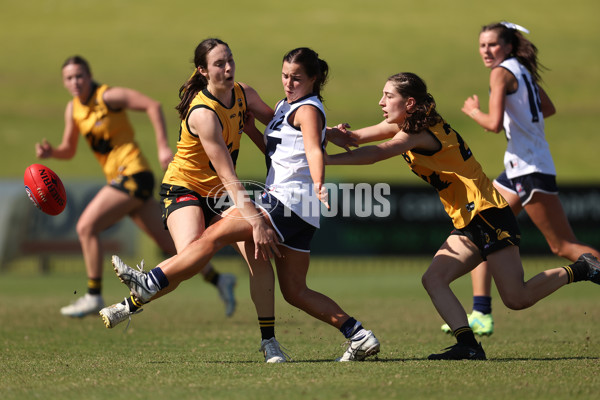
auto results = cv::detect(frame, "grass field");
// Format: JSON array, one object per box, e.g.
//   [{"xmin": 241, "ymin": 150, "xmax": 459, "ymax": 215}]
[
  {"xmin": 2, "ymin": 2, "xmax": 600, "ymax": 400},
  {"xmin": 1, "ymin": 256, "xmax": 599, "ymax": 399}
]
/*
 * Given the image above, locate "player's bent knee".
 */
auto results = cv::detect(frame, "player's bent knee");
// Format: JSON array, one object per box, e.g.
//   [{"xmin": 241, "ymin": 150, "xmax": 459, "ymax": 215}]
[
  {"xmin": 76, "ymin": 219, "xmax": 95, "ymax": 238},
  {"xmin": 421, "ymin": 271, "xmax": 445, "ymax": 294},
  {"xmin": 500, "ymin": 295, "xmax": 532, "ymax": 310}
]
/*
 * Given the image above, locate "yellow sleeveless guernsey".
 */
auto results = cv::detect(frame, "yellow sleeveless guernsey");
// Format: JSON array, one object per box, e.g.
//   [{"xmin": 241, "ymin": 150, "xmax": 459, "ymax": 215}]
[
  {"xmin": 71, "ymin": 84, "xmax": 150, "ymax": 183},
  {"xmin": 162, "ymin": 82, "xmax": 246, "ymax": 196},
  {"xmin": 403, "ymin": 121, "xmax": 507, "ymax": 229}
]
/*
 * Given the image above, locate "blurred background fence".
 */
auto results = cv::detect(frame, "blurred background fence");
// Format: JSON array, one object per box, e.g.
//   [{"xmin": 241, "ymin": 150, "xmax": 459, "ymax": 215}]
[
  {"xmin": 313, "ymin": 183, "xmax": 600, "ymax": 255},
  {"xmin": 3, "ymin": 180, "xmax": 599, "ymax": 272},
  {"xmin": 0, "ymin": 180, "xmax": 137, "ymax": 272}
]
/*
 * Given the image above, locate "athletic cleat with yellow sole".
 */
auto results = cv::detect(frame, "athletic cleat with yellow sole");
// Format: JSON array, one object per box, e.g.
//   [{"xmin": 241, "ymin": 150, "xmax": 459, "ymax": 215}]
[{"xmin": 99, "ymin": 300, "xmax": 143, "ymax": 329}]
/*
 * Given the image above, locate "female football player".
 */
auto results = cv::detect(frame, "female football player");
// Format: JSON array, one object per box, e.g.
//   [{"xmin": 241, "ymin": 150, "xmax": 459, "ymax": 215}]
[
  {"xmin": 451, "ymin": 21, "xmax": 600, "ymax": 336},
  {"xmin": 36, "ymin": 55, "xmax": 237, "ymax": 318},
  {"xmin": 326, "ymin": 72, "xmax": 600, "ymax": 360},
  {"xmin": 108, "ymin": 47, "xmax": 380, "ymax": 362},
  {"xmin": 98, "ymin": 39, "xmax": 290, "ymax": 362}
]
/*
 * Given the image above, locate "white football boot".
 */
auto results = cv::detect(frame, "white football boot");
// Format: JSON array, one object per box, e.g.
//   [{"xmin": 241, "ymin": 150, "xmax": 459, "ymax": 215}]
[
  {"xmin": 99, "ymin": 301, "xmax": 143, "ymax": 329},
  {"xmin": 260, "ymin": 337, "xmax": 291, "ymax": 363},
  {"xmin": 60, "ymin": 293, "xmax": 104, "ymax": 318},
  {"xmin": 336, "ymin": 329, "xmax": 380, "ymax": 361},
  {"xmin": 111, "ymin": 255, "xmax": 156, "ymax": 303}
]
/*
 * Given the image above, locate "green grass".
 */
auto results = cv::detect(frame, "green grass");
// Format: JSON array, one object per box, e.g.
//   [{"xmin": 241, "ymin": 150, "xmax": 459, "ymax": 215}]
[
  {"xmin": 1, "ymin": 0, "xmax": 599, "ymax": 183},
  {"xmin": 1, "ymin": 256, "xmax": 599, "ymax": 399},
  {"xmin": 2, "ymin": 2, "xmax": 600, "ymax": 399}
]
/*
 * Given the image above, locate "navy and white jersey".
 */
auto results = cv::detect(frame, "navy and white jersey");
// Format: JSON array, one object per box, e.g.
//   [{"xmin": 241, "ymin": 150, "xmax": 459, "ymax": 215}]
[
  {"xmin": 499, "ymin": 57, "xmax": 556, "ymax": 179},
  {"xmin": 263, "ymin": 94, "xmax": 326, "ymax": 228}
]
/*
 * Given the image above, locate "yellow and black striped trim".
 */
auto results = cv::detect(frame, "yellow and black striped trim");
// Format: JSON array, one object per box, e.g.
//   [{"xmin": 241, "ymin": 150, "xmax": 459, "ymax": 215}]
[
  {"xmin": 258, "ymin": 318, "xmax": 275, "ymax": 328},
  {"xmin": 130, "ymin": 295, "xmax": 144, "ymax": 308},
  {"xmin": 453, "ymin": 326, "xmax": 472, "ymax": 337},
  {"xmin": 563, "ymin": 265, "xmax": 574, "ymax": 284},
  {"xmin": 87, "ymin": 278, "xmax": 102, "ymax": 290}
]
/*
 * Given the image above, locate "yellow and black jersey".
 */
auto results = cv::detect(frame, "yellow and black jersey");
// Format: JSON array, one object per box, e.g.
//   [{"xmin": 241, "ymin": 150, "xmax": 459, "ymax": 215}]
[
  {"xmin": 72, "ymin": 83, "xmax": 150, "ymax": 183},
  {"xmin": 162, "ymin": 82, "xmax": 247, "ymax": 197},
  {"xmin": 402, "ymin": 121, "xmax": 508, "ymax": 229}
]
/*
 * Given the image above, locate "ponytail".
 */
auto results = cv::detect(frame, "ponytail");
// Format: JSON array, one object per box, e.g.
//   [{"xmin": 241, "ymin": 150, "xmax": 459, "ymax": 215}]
[{"xmin": 175, "ymin": 68, "xmax": 208, "ymax": 120}]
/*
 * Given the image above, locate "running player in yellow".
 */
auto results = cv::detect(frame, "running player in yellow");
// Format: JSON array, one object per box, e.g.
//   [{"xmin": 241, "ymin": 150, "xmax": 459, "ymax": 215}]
[
  {"xmin": 326, "ymin": 72, "xmax": 600, "ymax": 360},
  {"xmin": 36, "ymin": 55, "xmax": 236, "ymax": 318}
]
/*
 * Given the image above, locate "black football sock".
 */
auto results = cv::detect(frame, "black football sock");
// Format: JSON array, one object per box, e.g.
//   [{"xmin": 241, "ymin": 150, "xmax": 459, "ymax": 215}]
[
  {"xmin": 454, "ymin": 326, "xmax": 478, "ymax": 347},
  {"xmin": 204, "ymin": 268, "xmax": 220, "ymax": 286},
  {"xmin": 123, "ymin": 295, "xmax": 143, "ymax": 312},
  {"xmin": 563, "ymin": 260, "xmax": 590, "ymax": 283},
  {"xmin": 259, "ymin": 317, "xmax": 275, "ymax": 340},
  {"xmin": 87, "ymin": 278, "xmax": 102, "ymax": 295}
]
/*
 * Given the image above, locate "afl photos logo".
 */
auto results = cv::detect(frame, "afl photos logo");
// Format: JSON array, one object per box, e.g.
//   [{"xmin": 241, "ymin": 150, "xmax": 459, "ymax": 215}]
[{"xmin": 206, "ymin": 180, "xmax": 279, "ymax": 220}]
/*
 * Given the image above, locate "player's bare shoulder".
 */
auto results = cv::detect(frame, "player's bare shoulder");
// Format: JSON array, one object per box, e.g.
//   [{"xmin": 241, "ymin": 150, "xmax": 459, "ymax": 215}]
[{"xmin": 188, "ymin": 105, "xmax": 221, "ymax": 137}]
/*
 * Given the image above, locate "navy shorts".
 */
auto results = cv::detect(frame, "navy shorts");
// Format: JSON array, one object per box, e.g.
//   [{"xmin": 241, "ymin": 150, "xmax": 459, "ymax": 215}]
[
  {"xmin": 110, "ymin": 171, "xmax": 154, "ymax": 201},
  {"xmin": 159, "ymin": 184, "xmax": 226, "ymax": 229},
  {"xmin": 451, "ymin": 206, "xmax": 521, "ymax": 260},
  {"xmin": 258, "ymin": 193, "xmax": 317, "ymax": 252},
  {"xmin": 494, "ymin": 171, "xmax": 558, "ymax": 206}
]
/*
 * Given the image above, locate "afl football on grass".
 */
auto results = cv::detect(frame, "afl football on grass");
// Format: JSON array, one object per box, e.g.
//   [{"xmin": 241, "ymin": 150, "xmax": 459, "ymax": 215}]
[{"xmin": 24, "ymin": 163, "xmax": 67, "ymax": 215}]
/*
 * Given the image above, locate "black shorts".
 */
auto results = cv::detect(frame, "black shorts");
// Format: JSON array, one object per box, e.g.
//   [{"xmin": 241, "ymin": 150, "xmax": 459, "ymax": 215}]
[
  {"xmin": 451, "ymin": 206, "xmax": 521, "ymax": 260},
  {"xmin": 159, "ymin": 184, "xmax": 226, "ymax": 229},
  {"xmin": 494, "ymin": 171, "xmax": 558, "ymax": 206},
  {"xmin": 258, "ymin": 194, "xmax": 317, "ymax": 252},
  {"xmin": 110, "ymin": 171, "xmax": 154, "ymax": 201}
]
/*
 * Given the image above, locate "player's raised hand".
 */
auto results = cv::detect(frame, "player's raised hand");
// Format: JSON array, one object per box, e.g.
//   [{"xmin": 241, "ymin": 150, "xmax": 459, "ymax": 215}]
[
  {"xmin": 35, "ymin": 139, "xmax": 53, "ymax": 159},
  {"xmin": 158, "ymin": 146, "xmax": 174, "ymax": 171},
  {"xmin": 461, "ymin": 95, "xmax": 480, "ymax": 117}
]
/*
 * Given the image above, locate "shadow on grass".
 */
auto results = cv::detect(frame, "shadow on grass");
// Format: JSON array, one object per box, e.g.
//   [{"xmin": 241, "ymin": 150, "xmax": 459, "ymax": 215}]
[
  {"xmin": 148, "ymin": 355, "xmax": 599, "ymax": 364},
  {"xmin": 487, "ymin": 356, "xmax": 600, "ymax": 362},
  {"xmin": 372, "ymin": 356, "xmax": 600, "ymax": 362}
]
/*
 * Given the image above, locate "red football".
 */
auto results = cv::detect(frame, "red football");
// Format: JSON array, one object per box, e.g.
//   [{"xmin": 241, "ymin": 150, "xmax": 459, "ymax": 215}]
[{"xmin": 24, "ymin": 163, "xmax": 67, "ymax": 215}]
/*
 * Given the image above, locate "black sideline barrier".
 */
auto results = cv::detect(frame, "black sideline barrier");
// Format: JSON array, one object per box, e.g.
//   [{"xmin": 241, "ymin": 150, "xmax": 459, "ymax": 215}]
[{"xmin": 312, "ymin": 184, "xmax": 600, "ymax": 256}]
